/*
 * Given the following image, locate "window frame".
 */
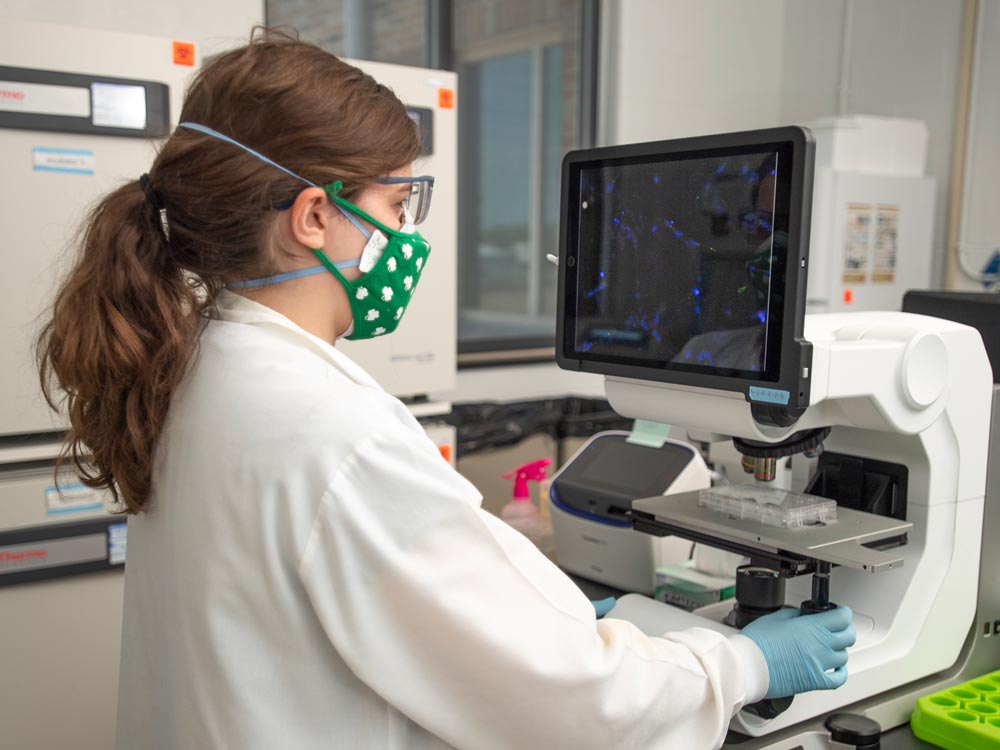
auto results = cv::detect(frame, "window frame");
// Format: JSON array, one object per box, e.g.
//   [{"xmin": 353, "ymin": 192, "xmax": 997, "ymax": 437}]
[{"xmin": 426, "ymin": 0, "xmax": 600, "ymax": 364}]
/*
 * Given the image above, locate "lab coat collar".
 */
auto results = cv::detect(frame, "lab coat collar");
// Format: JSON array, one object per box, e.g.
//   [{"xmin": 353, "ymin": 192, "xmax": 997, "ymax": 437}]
[{"xmin": 214, "ymin": 289, "xmax": 383, "ymax": 391}]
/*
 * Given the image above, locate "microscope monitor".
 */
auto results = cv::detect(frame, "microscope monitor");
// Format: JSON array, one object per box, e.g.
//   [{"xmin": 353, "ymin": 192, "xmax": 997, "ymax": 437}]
[{"xmin": 556, "ymin": 127, "xmax": 815, "ymax": 426}]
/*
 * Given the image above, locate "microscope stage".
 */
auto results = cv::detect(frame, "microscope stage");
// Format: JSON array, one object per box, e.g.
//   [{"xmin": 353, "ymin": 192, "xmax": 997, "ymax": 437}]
[{"xmin": 631, "ymin": 491, "xmax": 912, "ymax": 573}]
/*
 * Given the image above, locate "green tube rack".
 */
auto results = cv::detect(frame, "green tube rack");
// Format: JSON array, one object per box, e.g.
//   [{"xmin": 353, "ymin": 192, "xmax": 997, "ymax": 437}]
[{"xmin": 911, "ymin": 669, "xmax": 1000, "ymax": 749}]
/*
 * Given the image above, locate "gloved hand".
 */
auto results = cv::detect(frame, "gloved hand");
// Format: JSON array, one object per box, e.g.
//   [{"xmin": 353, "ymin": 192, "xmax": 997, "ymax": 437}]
[
  {"xmin": 592, "ymin": 597, "xmax": 616, "ymax": 618},
  {"xmin": 740, "ymin": 605, "xmax": 856, "ymax": 699}
]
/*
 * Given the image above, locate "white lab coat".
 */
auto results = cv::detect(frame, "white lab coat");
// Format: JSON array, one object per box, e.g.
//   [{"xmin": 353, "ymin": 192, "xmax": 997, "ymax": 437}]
[{"xmin": 115, "ymin": 290, "xmax": 768, "ymax": 750}]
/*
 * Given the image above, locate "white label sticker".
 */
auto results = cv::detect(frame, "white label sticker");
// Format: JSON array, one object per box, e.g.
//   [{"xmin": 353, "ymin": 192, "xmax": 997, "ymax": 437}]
[
  {"xmin": 33, "ymin": 147, "xmax": 95, "ymax": 175},
  {"xmin": 46, "ymin": 483, "xmax": 106, "ymax": 515},
  {"xmin": 0, "ymin": 80, "xmax": 90, "ymax": 117}
]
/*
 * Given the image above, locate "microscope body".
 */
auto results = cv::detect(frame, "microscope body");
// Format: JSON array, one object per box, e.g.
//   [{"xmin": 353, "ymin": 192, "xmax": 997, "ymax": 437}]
[{"xmin": 607, "ymin": 311, "xmax": 993, "ymax": 736}]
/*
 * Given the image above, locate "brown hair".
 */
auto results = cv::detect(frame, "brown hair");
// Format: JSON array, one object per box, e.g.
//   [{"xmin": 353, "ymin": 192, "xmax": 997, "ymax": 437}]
[{"xmin": 37, "ymin": 29, "xmax": 422, "ymax": 513}]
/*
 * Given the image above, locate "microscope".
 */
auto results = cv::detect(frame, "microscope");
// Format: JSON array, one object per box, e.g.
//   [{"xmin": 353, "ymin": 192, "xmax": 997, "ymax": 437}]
[{"xmin": 553, "ymin": 126, "xmax": 999, "ymax": 747}]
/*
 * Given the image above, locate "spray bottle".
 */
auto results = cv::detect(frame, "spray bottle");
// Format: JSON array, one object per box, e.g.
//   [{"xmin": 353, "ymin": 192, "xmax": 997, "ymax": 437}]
[{"xmin": 500, "ymin": 459, "xmax": 556, "ymax": 560}]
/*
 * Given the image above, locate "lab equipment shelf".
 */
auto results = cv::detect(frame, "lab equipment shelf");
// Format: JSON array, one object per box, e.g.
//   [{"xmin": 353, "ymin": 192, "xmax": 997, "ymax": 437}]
[{"xmin": 910, "ymin": 669, "xmax": 1000, "ymax": 750}]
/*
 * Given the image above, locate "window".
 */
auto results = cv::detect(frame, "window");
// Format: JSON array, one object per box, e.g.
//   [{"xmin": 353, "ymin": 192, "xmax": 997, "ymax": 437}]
[
  {"xmin": 265, "ymin": 0, "xmax": 598, "ymax": 361},
  {"xmin": 452, "ymin": 1, "xmax": 592, "ymax": 357},
  {"xmin": 267, "ymin": 0, "xmax": 429, "ymax": 67}
]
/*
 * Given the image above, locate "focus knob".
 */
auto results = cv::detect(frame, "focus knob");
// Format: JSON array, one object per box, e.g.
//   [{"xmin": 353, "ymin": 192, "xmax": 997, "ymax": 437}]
[{"xmin": 824, "ymin": 712, "xmax": 881, "ymax": 749}]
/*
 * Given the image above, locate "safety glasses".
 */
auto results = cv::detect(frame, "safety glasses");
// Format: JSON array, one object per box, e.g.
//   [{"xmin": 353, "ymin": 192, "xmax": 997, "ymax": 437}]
[{"xmin": 375, "ymin": 175, "xmax": 435, "ymax": 225}]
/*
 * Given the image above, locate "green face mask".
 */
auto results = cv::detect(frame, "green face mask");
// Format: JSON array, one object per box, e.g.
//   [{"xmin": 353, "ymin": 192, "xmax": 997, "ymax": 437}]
[
  {"xmin": 179, "ymin": 122, "xmax": 432, "ymax": 341},
  {"xmin": 314, "ymin": 181, "xmax": 431, "ymax": 340}
]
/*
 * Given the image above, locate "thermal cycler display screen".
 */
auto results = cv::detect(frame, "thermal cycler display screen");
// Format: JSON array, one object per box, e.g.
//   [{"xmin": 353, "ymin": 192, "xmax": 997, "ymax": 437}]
[{"xmin": 570, "ymin": 149, "xmax": 788, "ymax": 379}]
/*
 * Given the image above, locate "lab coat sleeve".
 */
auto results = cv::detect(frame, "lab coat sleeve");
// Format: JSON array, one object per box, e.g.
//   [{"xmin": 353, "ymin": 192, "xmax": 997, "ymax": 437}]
[{"xmin": 297, "ymin": 426, "xmax": 767, "ymax": 750}]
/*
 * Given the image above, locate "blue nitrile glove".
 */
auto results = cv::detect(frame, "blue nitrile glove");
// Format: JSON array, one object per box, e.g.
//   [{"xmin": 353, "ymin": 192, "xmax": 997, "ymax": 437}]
[
  {"xmin": 740, "ymin": 605, "xmax": 856, "ymax": 699},
  {"xmin": 592, "ymin": 597, "xmax": 616, "ymax": 618}
]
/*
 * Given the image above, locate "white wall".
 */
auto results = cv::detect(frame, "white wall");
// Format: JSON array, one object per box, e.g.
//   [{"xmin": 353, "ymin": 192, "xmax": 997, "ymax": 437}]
[
  {"xmin": 2, "ymin": 0, "xmax": 263, "ymax": 57},
  {"xmin": 601, "ymin": 0, "xmax": 788, "ymax": 144},
  {"xmin": 601, "ymin": 0, "xmax": 968, "ymax": 288}
]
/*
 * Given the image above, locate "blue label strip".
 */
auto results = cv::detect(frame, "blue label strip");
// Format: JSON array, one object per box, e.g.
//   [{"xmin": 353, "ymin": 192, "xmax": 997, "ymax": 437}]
[{"xmin": 749, "ymin": 386, "xmax": 791, "ymax": 405}]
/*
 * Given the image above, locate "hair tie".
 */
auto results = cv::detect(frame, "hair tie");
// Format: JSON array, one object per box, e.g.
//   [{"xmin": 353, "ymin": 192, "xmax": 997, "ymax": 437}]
[
  {"xmin": 138, "ymin": 173, "xmax": 165, "ymax": 210},
  {"xmin": 139, "ymin": 173, "xmax": 170, "ymax": 240}
]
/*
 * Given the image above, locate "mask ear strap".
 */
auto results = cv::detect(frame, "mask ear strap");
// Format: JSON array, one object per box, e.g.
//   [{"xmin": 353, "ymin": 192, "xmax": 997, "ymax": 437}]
[{"xmin": 333, "ymin": 202, "xmax": 373, "ymax": 240}]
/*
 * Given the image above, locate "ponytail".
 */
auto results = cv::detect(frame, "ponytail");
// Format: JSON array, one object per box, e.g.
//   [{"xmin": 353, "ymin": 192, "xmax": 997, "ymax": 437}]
[{"xmin": 38, "ymin": 179, "xmax": 209, "ymax": 513}]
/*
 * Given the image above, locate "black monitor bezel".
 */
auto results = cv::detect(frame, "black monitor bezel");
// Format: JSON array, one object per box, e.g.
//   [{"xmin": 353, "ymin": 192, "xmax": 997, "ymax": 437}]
[{"xmin": 556, "ymin": 126, "xmax": 814, "ymax": 412}]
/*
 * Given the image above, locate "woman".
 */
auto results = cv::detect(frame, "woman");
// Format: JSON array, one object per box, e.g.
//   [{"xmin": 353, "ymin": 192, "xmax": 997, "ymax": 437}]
[{"xmin": 39, "ymin": 31, "xmax": 853, "ymax": 750}]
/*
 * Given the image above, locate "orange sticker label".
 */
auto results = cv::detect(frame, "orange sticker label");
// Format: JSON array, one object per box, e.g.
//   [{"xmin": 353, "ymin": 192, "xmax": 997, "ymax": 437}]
[
  {"xmin": 843, "ymin": 288, "xmax": 854, "ymax": 304},
  {"xmin": 437, "ymin": 88, "xmax": 455, "ymax": 109},
  {"xmin": 173, "ymin": 41, "xmax": 196, "ymax": 67}
]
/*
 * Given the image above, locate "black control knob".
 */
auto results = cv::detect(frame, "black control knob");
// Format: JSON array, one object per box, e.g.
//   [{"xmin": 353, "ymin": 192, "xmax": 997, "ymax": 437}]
[
  {"xmin": 734, "ymin": 565, "xmax": 786, "ymax": 629},
  {"xmin": 824, "ymin": 712, "xmax": 882, "ymax": 749}
]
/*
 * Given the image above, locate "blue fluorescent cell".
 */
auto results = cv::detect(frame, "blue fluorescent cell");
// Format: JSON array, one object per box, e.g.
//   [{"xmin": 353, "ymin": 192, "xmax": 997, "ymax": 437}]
[
  {"xmin": 586, "ymin": 283, "xmax": 606, "ymax": 298},
  {"xmin": 687, "ymin": 238, "xmax": 700, "ymax": 248},
  {"xmin": 599, "ymin": 271, "xmax": 605, "ymax": 278},
  {"xmin": 652, "ymin": 330, "xmax": 662, "ymax": 343},
  {"xmin": 751, "ymin": 363, "xmax": 757, "ymax": 371},
  {"xmin": 769, "ymin": 168, "xmax": 776, "ymax": 176},
  {"xmin": 605, "ymin": 182, "xmax": 615, "ymax": 193},
  {"xmin": 581, "ymin": 341, "xmax": 592, "ymax": 352},
  {"xmin": 756, "ymin": 310, "xmax": 767, "ymax": 323},
  {"xmin": 716, "ymin": 163, "xmax": 725, "ymax": 174},
  {"xmin": 651, "ymin": 225, "xmax": 658, "ymax": 232},
  {"xmin": 673, "ymin": 230, "xmax": 683, "ymax": 238},
  {"xmin": 668, "ymin": 219, "xmax": 675, "ymax": 227},
  {"xmin": 694, "ymin": 305, "xmax": 701, "ymax": 314},
  {"xmin": 613, "ymin": 217, "xmax": 620, "ymax": 225},
  {"xmin": 692, "ymin": 288, "xmax": 700, "ymax": 296},
  {"xmin": 653, "ymin": 175, "xmax": 660, "ymax": 184}
]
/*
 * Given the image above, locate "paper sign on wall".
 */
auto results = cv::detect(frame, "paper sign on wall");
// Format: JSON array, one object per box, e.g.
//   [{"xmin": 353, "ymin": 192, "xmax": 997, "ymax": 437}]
[
  {"xmin": 843, "ymin": 203, "xmax": 871, "ymax": 284},
  {"xmin": 872, "ymin": 204, "xmax": 900, "ymax": 283}
]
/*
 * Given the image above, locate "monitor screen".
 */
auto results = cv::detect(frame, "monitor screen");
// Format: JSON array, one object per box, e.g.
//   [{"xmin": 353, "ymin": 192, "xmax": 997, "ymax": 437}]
[
  {"xmin": 558, "ymin": 128, "xmax": 813, "ymax": 411},
  {"xmin": 574, "ymin": 150, "xmax": 782, "ymax": 376}
]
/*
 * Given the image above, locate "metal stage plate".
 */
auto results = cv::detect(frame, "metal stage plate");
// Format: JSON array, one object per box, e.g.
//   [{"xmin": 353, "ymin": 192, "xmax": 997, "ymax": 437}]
[{"xmin": 631, "ymin": 491, "xmax": 912, "ymax": 572}]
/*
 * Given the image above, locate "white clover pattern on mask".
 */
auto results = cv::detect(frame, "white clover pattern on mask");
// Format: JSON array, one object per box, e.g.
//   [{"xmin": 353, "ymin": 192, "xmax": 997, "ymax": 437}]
[
  {"xmin": 403, "ymin": 276, "xmax": 413, "ymax": 291},
  {"xmin": 415, "ymin": 257, "xmax": 423, "ymax": 272},
  {"xmin": 373, "ymin": 326, "xmax": 386, "ymax": 336},
  {"xmin": 386, "ymin": 257, "xmax": 397, "ymax": 272},
  {"xmin": 395, "ymin": 306, "xmax": 404, "ymax": 320},
  {"xmin": 365, "ymin": 309, "xmax": 379, "ymax": 321},
  {"xmin": 356, "ymin": 288, "xmax": 369, "ymax": 300},
  {"xmin": 401, "ymin": 244, "xmax": 413, "ymax": 260},
  {"xmin": 381, "ymin": 287, "xmax": 393, "ymax": 302}
]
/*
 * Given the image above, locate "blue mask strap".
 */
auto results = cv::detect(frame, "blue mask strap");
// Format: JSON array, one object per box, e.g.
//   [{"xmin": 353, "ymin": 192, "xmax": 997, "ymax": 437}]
[
  {"xmin": 333, "ymin": 203, "xmax": 372, "ymax": 239},
  {"xmin": 178, "ymin": 121, "xmax": 373, "ymax": 264},
  {"xmin": 178, "ymin": 122, "xmax": 315, "ymax": 188},
  {"xmin": 226, "ymin": 258, "xmax": 361, "ymax": 291}
]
